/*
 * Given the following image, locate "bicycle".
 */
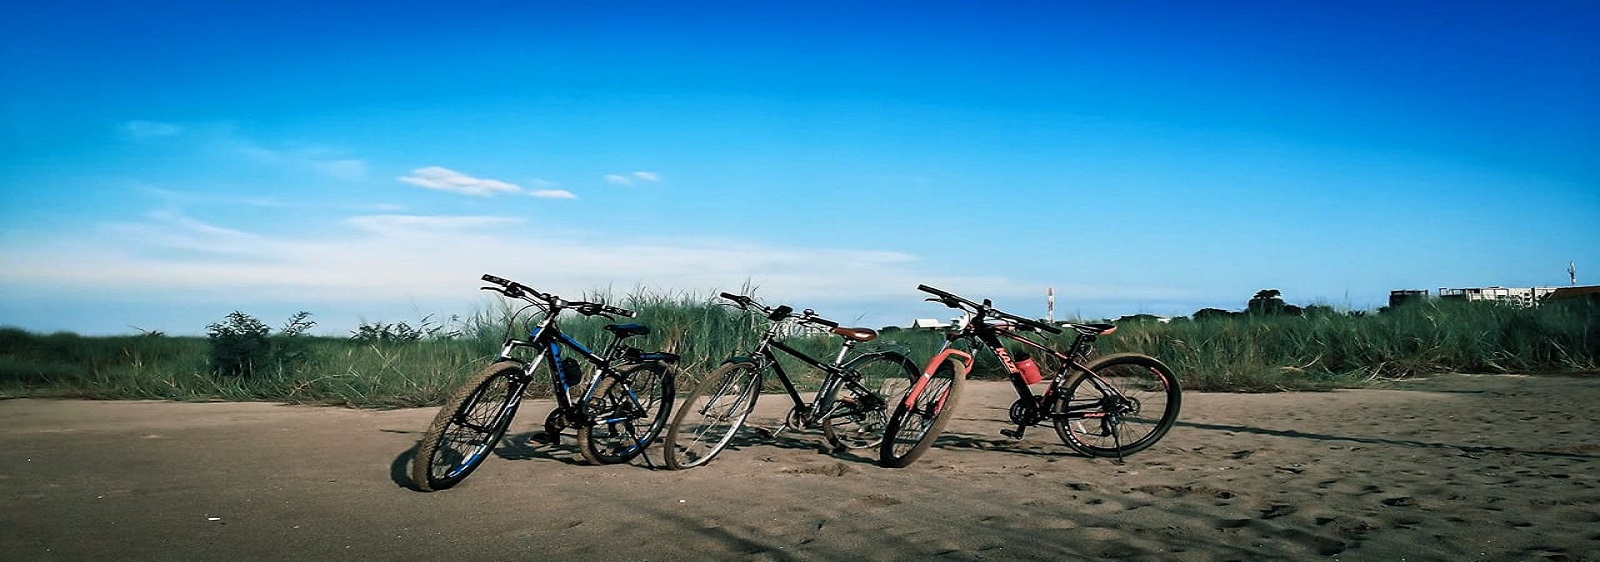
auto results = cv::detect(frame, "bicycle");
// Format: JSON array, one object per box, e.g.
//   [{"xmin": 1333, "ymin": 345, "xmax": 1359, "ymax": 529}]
[
  {"xmin": 885, "ymin": 285, "xmax": 1181, "ymax": 463},
  {"xmin": 411, "ymin": 274, "xmax": 679, "ymax": 491},
  {"xmin": 663, "ymin": 293, "xmax": 920, "ymax": 469}
]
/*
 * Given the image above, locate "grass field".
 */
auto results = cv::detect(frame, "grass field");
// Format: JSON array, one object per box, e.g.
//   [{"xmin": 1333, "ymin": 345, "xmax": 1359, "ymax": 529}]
[{"xmin": 2, "ymin": 295, "xmax": 1594, "ymax": 406}]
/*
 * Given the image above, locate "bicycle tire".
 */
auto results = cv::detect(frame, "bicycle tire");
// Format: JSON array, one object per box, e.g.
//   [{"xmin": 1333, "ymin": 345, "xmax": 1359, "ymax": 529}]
[
  {"xmin": 577, "ymin": 361, "xmax": 676, "ymax": 465},
  {"xmin": 1051, "ymin": 353, "xmax": 1181, "ymax": 458},
  {"xmin": 821, "ymin": 351, "xmax": 918, "ymax": 451},
  {"xmin": 879, "ymin": 360, "xmax": 966, "ymax": 468},
  {"xmin": 411, "ymin": 361, "xmax": 526, "ymax": 491},
  {"xmin": 663, "ymin": 361, "xmax": 762, "ymax": 469}
]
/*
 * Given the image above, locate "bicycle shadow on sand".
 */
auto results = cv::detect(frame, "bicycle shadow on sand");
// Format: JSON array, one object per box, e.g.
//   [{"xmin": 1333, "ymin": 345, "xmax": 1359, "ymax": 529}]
[
  {"xmin": 1172, "ymin": 420, "xmax": 1600, "ymax": 461},
  {"xmin": 387, "ymin": 428, "xmax": 650, "ymax": 491}
]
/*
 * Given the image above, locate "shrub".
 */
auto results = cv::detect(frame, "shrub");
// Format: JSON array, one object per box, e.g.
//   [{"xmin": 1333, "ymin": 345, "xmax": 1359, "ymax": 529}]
[{"xmin": 207, "ymin": 311, "xmax": 315, "ymax": 378}]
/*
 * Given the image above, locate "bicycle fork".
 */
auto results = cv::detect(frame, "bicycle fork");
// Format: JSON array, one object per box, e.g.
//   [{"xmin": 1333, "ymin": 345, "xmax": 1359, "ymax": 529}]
[{"xmin": 906, "ymin": 347, "xmax": 971, "ymax": 420}]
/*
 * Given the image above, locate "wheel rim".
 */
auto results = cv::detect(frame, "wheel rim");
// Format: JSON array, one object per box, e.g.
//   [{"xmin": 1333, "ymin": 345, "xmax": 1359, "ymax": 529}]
[
  {"xmin": 1060, "ymin": 361, "xmax": 1172, "ymax": 452},
  {"xmin": 826, "ymin": 355, "xmax": 915, "ymax": 449},
  {"xmin": 888, "ymin": 375, "xmax": 951, "ymax": 457},
  {"xmin": 585, "ymin": 369, "xmax": 669, "ymax": 460},
  {"xmin": 673, "ymin": 367, "xmax": 759, "ymax": 467},
  {"xmin": 430, "ymin": 374, "xmax": 517, "ymax": 482}
]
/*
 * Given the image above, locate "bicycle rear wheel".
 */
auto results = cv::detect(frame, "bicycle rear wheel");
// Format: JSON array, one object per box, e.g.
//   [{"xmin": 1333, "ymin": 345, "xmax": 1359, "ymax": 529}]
[
  {"xmin": 411, "ymin": 361, "xmax": 526, "ymax": 491},
  {"xmin": 879, "ymin": 360, "xmax": 965, "ymax": 468},
  {"xmin": 577, "ymin": 362, "xmax": 675, "ymax": 465},
  {"xmin": 821, "ymin": 351, "xmax": 917, "ymax": 450},
  {"xmin": 1051, "ymin": 353, "xmax": 1181, "ymax": 458},
  {"xmin": 663, "ymin": 361, "xmax": 762, "ymax": 469}
]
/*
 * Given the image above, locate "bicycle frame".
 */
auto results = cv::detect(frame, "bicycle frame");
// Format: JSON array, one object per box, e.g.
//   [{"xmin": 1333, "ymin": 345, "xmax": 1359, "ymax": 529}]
[
  {"xmin": 912, "ymin": 284, "xmax": 1129, "ymax": 435},
  {"xmin": 974, "ymin": 324, "xmax": 1102, "ymax": 420},
  {"xmin": 495, "ymin": 302, "xmax": 654, "ymax": 430},
  {"xmin": 744, "ymin": 320, "xmax": 885, "ymax": 427}
]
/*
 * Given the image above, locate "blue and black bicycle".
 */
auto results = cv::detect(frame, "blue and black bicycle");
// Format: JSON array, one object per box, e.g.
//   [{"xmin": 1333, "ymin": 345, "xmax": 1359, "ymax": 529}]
[{"xmin": 411, "ymin": 274, "xmax": 678, "ymax": 491}]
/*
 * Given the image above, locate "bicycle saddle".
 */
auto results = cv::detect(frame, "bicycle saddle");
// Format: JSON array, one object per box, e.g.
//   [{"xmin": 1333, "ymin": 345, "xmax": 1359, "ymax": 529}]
[
  {"xmin": 1070, "ymin": 323, "xmax": 1117, "ymax": 335},
  {"xmin": 830, "ymin": 326, "xmax": 878, "ymax": 342},
  {"xmin": 604, "ymin": 323, "xmax": 652, "ymax": 338}
]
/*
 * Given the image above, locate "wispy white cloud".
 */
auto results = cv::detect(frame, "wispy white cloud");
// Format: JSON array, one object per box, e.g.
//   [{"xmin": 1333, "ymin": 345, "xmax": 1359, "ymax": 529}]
[
  {"xmin": 530, "ymin": 189, "xmax": 578, "ymax": 199},
  {"xmin": 399, "ymin": 166, "xmax": 522, "ymax": 196},
  {"xmin": 0, "ymin": 208, "xmax": 1005, "ymax": 313},
  {"xmin": 605, "ymin": 171, "xmax": 662, "ymax": 186},
  {"xmin": 317, "ymin": 159, "xmax": 368, "ymax": 180},
  {"xmin": 346, "ymin": 214, "xmax": 522, "ymax": 233},
  {"xmin": 123, "ymin": 121, "xmax": 367, "ymax": 180}
]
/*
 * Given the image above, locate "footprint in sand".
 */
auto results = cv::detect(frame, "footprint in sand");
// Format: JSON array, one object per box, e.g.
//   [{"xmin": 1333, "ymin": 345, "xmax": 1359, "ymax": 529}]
[
  {"xmin": 1260, "ymin": 504, "xmax": 1296, "ymax": 519},
  {"xmin": 1380, "ymin": 496, "xmax": 1418, "ymax": 508}
]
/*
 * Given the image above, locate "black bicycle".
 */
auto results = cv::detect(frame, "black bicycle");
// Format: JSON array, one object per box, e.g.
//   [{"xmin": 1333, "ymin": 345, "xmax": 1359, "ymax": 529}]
[
  {"xmin": 411, "ymin": 274, "xmax": 679, "ymax": 491},
  {"xmin": 889, "ymin": 285, "xmax": 1181, "ymax": 462},
  {"xmin": 663, "ymin": 293, "xmax": 920, "ymax": 469}
]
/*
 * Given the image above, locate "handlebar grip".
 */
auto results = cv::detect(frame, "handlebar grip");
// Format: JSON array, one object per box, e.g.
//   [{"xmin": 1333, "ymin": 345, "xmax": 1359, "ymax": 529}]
[
  {"xmin": 719, "ymin": 292, "xmax": 742, "ymax": 300},
  {"xmin": 917, "ymin": 284, "xmax": 968, "ymax": 308},
  {"xmin": 605, "ymin": 305, "xmax": 638, "ymax": 318},
  {"xmin": 482, "ymin": 273, "xmax": 512, "ymax": 286},
  {"xmin": 808, "ymin": 316, "xmax": 839, "ymax": 328}
]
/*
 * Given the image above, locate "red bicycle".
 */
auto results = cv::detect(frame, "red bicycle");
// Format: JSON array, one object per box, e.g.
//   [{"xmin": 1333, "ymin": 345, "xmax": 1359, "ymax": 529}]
[{"xmin": 880, "ymin": 285, "xmax": 1181, "ymax": 467}]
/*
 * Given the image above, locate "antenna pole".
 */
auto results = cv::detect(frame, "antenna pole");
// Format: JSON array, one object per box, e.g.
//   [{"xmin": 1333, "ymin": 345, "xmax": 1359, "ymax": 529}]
[{"xmin": 1047, "ymin": 287, "xmax": 1055, "ymax": 323}]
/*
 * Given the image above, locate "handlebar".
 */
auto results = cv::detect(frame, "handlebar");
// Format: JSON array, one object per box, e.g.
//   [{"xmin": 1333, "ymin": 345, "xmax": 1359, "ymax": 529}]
[
  {"xmin": 917, "ymin": 284, "xmax": 1062, "ymax": 334},
  {"xmin": 481, "ymin": 273, "xmax": 637, "ymax": 318},
  {"xmin": 718, "ymin": 293, "xmax": 842, "ymax": 329}
]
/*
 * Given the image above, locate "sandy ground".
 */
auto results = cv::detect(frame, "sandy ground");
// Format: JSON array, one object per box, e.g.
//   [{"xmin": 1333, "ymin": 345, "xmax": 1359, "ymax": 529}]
[{"xmin": 2, "ymin": 374, "xmax": 1597, "ymax": 561}]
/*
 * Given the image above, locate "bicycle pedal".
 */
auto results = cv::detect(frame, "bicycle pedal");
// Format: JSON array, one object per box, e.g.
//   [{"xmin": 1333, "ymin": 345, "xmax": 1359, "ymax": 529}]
[{"xmin": 1000, "ymin": 427, "xmax": 1026, "ymax": 440}]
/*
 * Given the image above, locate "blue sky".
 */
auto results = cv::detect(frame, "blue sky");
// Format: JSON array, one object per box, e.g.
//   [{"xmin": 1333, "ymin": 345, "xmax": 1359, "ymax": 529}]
[{"xmin": 3, "ymin": 1, "xmax": 1596, "ymax": 336}]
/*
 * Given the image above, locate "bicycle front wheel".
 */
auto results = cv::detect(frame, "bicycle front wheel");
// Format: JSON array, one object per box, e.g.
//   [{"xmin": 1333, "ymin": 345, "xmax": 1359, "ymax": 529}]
[
  {"xmin": 411, "ymin": 361, "xmax": 526, "ymax": 491},
  {"xmin": 879, "ymin": 360, "xmax": 965, "ymax": 468},
  {"xmin": 663, "ymin": 361, "xmax": 762, "ymax": 469},
  {"xmin": 577, "ymin": 361, "xmax": 676, "ymax": 465},
  {"xmin": 1051, "ymin": 353, "xmax": 1181, "ymax": 458},
  {"xmin": 821, "ymin": 352, "xmax": 918, "ymax": 451}
]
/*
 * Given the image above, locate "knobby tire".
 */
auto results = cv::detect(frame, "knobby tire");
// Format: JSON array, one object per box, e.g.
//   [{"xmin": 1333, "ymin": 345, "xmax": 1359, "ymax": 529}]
[
  {"xmin": 411, "ymin": 361, "xmax": 526, "ymax": 491},
  {"xmin": 1051, "ymin": 353, "xmax": 1181, "ymax": 458},
  {"xmin": 576, "ymin": 361, "xmax": 676, "ymax": 465},
  {"xmin": 879, "ymin": 360, "xmax": 966, "ymax": 468}
]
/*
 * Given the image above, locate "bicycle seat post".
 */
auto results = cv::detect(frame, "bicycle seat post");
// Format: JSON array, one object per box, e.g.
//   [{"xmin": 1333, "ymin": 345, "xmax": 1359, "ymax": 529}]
[{"xmin": 833, "ymin": 338, "xmax": 857, "ymax": 366}]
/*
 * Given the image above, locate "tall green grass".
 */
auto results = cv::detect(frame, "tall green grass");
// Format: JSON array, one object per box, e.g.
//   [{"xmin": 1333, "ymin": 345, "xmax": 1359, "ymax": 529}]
[
  {"xmin": 2, "ymin": 295, "xmax": 1594, "ymax": 406},
  {"xmin": 1105, "ymin": 298, "xmax": 1599, "ymax": 391}
]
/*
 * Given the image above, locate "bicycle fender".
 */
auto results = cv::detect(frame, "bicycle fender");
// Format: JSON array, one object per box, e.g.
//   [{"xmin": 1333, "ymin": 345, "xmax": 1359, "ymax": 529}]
[
  {"xmin": 931, "ymin": 348, "xmax": 974, "ymax": 376},
  {"xmin": 901, "ymin": 349, "xmax": 972, "ymax": 408}
]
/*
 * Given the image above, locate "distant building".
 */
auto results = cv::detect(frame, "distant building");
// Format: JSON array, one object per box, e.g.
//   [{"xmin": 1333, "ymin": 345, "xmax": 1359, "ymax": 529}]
[
  {"xmin": 1437, "ymin": 286, "xmax": 1559, "ymax": 307},
  {"xmin": 911, "ymin": 318, "xmax": 947, "ymax": 329},
  {"xmin": 1389, "ymin": 289, "xmax": 1430, "ymax": 308}
]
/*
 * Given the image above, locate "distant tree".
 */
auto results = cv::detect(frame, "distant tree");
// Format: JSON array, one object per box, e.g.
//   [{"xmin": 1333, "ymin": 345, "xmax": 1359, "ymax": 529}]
[
  {"xmin": 1192, "ymin": 308, "xmax": 1236, "ymax": 321},
  {"xmin": 1247, "ymin": 289, "xmax": 1288, "ymax": 316},
  {"xmin": 1115, "ymin": 313, "xmax": 1162, "ymax": 323},
  {"xmin": 879, "ymin": 326, "xmax": 902, "ymax": 334}
]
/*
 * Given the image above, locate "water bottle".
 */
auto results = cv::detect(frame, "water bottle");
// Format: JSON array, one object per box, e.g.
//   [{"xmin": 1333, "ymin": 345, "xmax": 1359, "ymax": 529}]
[{"xmin": 1016, "ymin": 352, "xmax": 1042, "ymax": 385}]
